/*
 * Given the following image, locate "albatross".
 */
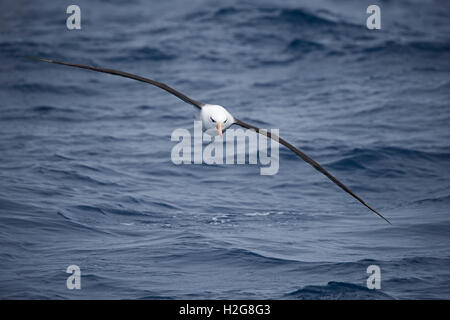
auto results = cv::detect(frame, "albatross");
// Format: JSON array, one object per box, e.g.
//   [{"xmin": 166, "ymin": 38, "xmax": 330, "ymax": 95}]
[{"xmin": 25, "ymin": 56, "xmax": 391, "ymax": 224}]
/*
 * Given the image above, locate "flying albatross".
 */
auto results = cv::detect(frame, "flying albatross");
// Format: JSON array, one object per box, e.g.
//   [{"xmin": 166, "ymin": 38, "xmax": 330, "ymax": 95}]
[{"xmin": 25, "ymin": 56, "xmax": 391, "ymax": 224}]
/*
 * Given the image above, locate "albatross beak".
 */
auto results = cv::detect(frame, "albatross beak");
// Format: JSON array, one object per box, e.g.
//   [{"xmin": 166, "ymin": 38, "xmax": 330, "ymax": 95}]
[{"xmin": 217, "ymin": 122, "xmax": 223, "ymax": 137}]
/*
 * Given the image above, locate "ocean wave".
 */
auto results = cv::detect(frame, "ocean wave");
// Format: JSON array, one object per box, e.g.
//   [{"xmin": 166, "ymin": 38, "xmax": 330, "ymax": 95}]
[
  {"xmin": 403, "ymin": 222, "xmax": 450, "ymax": 237},
  {"xmin": 0, "ymin": 197, "xmax": 36, "ymax": 212},
  {"xmin": 360, "ymin": 40, "xmax": 450, "ymax": 56},
  {"xmin": 412, "ymin": 195, "xmax": 450, "ymax": 205},
  {"xmin": 285, "ymin": 281, "xmax": 394, "ymax": 300},
  {"xmin": 252, "ymin": 7, "xmax": 341, "ymax": 28},
  {"xmin": 0, "ymin": 105, "xmax": 96, "ymax": 122},
  {"xmin": 326, "ymin": 146, "xmax": 450, "ymax": 171},
  {"xmin": 105, "ymin": 46, "xmax": 176, "ymax": 63},
  {"xmin": 286, "ymin": 39, "xmax": 325, "ymax": 53},
  {"xmin": 32, "ymin": 166, "xmax": 118, "ymax": 187},
  {"xmin": 277, "ymin": 8, "xmax": 338, "ymax": 26},
  {"xmin": 56, "ymin": 211, "xmax": 114, "ymax": 235},
  {"xmin": 9, "ymin": 83, "xmax": 98, "ymax": 96},
  {"xmin": 192, "ymin": 6, "xmax": 351, "ymax": 31}
]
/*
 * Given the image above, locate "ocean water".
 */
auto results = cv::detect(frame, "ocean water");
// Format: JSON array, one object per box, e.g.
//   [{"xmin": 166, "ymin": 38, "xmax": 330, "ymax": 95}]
[{"xmin": 0, "ymin": 0, "xmax": 449, "ymax": 299}]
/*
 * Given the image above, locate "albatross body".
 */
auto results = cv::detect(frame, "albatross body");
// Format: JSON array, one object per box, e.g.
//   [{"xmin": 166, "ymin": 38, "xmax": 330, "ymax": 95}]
[
  {"xmin": 199, "ymin": 104, "xmax": 234, "ymax": 137},
  {"xmin": 25, "ymin": 56, "xmax": 391, "ymax": 224}
]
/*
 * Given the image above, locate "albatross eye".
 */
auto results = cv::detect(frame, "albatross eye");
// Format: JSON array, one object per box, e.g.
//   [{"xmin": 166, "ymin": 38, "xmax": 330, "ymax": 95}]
[
  {"xmin": 224, "ymin": 119, "xmax": 227, "ymax": 123},
  {"xmin": 210, "ymin": 117, "xmax": 216, "ymax": 123}
]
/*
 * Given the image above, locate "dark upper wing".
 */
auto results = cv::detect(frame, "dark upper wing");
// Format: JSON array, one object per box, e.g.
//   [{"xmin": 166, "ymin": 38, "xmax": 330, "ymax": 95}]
[
  {"xmin": 24, "ymin": 56, "xmax": 205, "ymax": 109},
  {"xmin": 233, "ymin": 118, "xmax": 391, "ymax": 224}
]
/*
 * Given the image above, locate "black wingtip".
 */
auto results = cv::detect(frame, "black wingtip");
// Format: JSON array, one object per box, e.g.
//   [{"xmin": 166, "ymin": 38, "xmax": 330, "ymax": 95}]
[
  {"xmin": 380, "ymin": 214, "xmax": 392, "ymax": 225},
  {"xmin": 367, "ymin": 205, "xmax": 392, "ymax": 225},
  {"xmin": 22, "ymin": 55, "xmax": 54, "ymax": 63}
]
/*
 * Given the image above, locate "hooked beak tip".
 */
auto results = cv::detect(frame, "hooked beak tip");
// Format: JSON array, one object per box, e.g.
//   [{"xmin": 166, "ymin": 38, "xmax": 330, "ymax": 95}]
[{"xmin": 217, "ymin": 122, "xmax": 223, "ymax": 137}]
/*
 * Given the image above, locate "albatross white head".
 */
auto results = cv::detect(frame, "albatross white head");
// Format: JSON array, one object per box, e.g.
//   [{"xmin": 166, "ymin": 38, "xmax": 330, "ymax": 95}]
[{"xmin": 200, "ymin": 104, "xmax": 234, "ymax": 137}]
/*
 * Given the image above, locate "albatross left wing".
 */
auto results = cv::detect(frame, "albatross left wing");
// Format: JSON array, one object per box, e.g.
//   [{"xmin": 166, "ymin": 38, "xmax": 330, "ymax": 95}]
[
  {"xmin": 233, "ymin": 118, "xmax": 391, "ymax": 224},
  {"xmin": 24, "ymin": 56, "xmax": 205, "ymax": 109}
]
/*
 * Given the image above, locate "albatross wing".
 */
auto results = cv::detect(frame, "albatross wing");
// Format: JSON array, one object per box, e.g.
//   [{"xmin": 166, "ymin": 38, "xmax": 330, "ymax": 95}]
[
  {"xmin": 233, "ymin": 118, "xmax": 391, "ymax": 224},
  {"xmin": 24, "ymin": 56, "xmax": 205, "ymax": 109}
]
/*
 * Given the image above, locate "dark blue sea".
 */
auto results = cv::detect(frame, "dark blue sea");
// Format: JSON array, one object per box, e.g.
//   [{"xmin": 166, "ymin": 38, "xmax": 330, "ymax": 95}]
[{"xmin": 1, "ymin": 0, "xmax": 449, "ymax": 299}]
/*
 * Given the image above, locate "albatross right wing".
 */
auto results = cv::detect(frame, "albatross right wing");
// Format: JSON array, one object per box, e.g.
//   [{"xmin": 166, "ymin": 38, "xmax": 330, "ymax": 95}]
[{"xmin": 233, "ymin": 118, "xmax": 391, "ymax": 224}]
